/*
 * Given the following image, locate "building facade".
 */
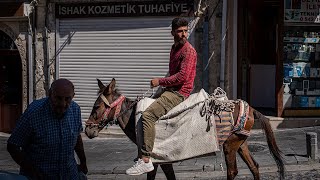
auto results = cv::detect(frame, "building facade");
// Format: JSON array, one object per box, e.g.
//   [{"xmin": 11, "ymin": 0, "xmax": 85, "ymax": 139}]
[
  {"xmin": 0, "ymin": 0, "xmax": 223, "ymax": 130},
  {"xmin": 0, "ymin": 0, "xmax": 30, "ymax": 132},
  {"xmin": 232, "ymin": 0, "xmax": 320, "ymax": 118},
  {"xmin": 1, "ymin": 0, "xmax": 318, "ymax": 132}
]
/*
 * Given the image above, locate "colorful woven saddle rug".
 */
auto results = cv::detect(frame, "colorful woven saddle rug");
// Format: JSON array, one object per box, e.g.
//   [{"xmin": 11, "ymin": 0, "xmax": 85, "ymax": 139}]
[{"xmin": 214, "ymin": 100, "xmax": 250, "ymax": 145}]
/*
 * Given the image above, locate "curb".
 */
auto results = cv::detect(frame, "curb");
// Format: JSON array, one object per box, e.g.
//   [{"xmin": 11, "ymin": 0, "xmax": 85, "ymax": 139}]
[
  {"xmin": 253, "ymin": 116, "xmax": 320, "ymax": 130},
  {"xmin": 97, "ymin": 119, "xmax": 320, "ymax": 137},
  {"xmin": 85, "ymin": 163, "xmax": 320, "ymax": 179},
  {"xmin": 0, "ymin": 132, "xmax": 10, "ymax": 138}
]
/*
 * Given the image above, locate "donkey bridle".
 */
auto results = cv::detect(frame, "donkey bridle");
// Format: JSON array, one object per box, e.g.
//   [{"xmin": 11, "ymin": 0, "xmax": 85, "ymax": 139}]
[{"xmin": 86, "ymin": 94, "xmax": 140, "ymax": 129}]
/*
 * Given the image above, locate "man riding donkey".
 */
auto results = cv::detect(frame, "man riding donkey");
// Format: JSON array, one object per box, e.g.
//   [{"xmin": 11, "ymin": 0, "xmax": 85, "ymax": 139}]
[{"xmin": 126, "ymin": 17, "xmax": 198, "ymax": 176}]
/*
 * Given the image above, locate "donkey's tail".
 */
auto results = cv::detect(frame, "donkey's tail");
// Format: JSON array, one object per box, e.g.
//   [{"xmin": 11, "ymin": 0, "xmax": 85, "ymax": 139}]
[{"xmin": 253, "ymin": 109, "xmax": 285, "ymax": 180}]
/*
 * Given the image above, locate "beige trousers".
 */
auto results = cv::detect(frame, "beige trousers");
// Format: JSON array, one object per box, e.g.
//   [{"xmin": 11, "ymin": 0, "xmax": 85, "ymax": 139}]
[{"xmin": 141, "ymin": 90, "xmax": 184, "ymax": 157}]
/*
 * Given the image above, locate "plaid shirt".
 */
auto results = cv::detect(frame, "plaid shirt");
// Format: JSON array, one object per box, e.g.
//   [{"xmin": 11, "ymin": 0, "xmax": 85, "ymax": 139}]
[
  {"xmin": 8, "ymin": 97, "xmax": 82, "ymax": 180},
  {"xmin": 159, "ymin": 41, "xmax": 197, "ymax": 98}
]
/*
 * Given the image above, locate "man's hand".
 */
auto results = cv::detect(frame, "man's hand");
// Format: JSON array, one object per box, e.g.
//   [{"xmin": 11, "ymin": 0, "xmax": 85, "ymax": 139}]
[
  {"xmin": 75, "ymin": 135, "xmax": 88, "ymax": 174},
  {"xmin": 7, "ymin": 143, "xmax": 43, "ymax": 179},
  {"xmin": 21, "ymin": 161, "xmax": 44, "ymax": 179},
  {"xmin": 150, "ymin": 78, "xmax": 159, "ymax": 88}
]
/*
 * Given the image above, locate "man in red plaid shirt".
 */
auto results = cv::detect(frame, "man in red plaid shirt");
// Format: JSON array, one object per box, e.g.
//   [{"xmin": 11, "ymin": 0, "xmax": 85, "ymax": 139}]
[{"xmin": 126, "ymin": 17, "xmax": 197, "ymax": 176}]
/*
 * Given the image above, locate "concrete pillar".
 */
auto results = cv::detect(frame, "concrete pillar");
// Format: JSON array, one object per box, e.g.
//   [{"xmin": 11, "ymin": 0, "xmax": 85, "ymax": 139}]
[{"xmin": 306, "ymin": 132, "xmax": 318, "ymax": 160}]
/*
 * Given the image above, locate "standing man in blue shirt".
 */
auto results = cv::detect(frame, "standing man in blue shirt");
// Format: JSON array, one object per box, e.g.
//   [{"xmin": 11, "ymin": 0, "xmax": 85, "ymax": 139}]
[{"xmin": 7, "ymin": 78, "xmax": 88, "ymax": 179}]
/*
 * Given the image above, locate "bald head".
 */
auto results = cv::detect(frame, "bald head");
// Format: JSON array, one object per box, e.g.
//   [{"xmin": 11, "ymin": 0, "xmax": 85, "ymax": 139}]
[
  {"xmin": 50, "ymin": 78, "xmax": 74, "ymax": 93},
  {"xmin": 49, "ymin": 79, "xmax": 75, "ymax": 118}
]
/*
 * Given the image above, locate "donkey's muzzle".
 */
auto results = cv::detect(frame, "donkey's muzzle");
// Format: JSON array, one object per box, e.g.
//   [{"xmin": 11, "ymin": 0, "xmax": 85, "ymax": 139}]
[{"xmin": 85, "ymin": 125, "xmax": 99, "ymax": 139}]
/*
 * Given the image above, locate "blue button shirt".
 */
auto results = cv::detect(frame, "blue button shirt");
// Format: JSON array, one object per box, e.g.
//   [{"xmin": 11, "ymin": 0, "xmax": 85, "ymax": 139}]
[{"xmin": 8, "ymin": 97, "xmax": 83, "ymax": 180}]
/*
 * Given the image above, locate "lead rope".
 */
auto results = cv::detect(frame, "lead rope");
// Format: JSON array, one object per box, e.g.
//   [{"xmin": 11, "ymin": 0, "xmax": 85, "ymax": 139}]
[
  {"xmin": 200, "ymin": 87, "xmax": 236, "ymax": 130},
  {"xmin": 109, "ymin": 88, "xmax": 155, "ymax": 125}
]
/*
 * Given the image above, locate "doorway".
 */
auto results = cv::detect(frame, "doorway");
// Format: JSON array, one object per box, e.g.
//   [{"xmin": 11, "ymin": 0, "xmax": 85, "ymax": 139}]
[
  {"xmin": 238, "ymin": 0, "xmax": 280, "ymax": 116},
  {"xmin": 0, "ymin": 30, "xmax": 22, "ymax": 133}
]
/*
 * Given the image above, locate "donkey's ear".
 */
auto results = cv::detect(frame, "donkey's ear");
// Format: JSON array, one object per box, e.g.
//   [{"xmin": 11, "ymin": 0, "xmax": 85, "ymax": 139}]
[
  {"xmin": 97, "ymin": 79, "xmax": 105, "ymax": 90},
  {"xmin": 107, "ymin": 78, "xmax": 116, "ymax": 93}
]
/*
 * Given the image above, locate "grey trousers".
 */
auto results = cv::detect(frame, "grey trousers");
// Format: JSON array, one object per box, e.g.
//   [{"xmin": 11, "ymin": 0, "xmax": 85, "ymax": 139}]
[{"xmin": 141, "ymin": 90, "xmax": 185, "ymax": 157}]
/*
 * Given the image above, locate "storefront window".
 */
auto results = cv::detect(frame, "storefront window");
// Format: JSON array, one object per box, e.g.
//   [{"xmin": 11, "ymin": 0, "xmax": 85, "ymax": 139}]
[{"xmin": 283, "ymin": 0, "xmax": 320, "ymax": 116}]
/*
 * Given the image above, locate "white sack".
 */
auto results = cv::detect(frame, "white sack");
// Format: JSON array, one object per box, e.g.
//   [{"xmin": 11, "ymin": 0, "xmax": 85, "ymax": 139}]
[{"xmin": 135, "ymin": 89, "xmax": 220, "ymax": 163}]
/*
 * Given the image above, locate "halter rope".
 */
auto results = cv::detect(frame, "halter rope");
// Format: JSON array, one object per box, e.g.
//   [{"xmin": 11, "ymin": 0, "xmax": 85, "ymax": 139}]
[
  {"xmin": 107, "ymin": 88, "xmax": 155, "ymax": 126},
  {"xmin": 200, "ymin": 87, "xmax": 237, "ymax": 127},
  {"xmin": 86, "ymin": 88, "xmax": 154, "ymax": 129}
]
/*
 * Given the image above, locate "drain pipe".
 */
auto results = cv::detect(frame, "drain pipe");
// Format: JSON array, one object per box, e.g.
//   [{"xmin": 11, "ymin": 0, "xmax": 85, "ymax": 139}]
[
  {"xmin": 232, "ymin": 1, "xmax": 238, "ymax": 99},
  {"xmin": 27, "ymin": 2, "xmax": 34, "ymax": 104},
  {"xmin": 220, "ymin": 0, "xmax": 227, "ymax": 89},
  {"xmin": 28, "ymin": 32, "xmax": 33, "ymax": 104},
  {"xmin": 30, "ymin": 0, "xmax": 38, "ymax": 102},
  {"xmin": 44, "ymin": 0, "xmax": 51, "ymax": 93},
  {"xmin": 202, "ymin": 16, "xmax": 209, "ymax": 91}
]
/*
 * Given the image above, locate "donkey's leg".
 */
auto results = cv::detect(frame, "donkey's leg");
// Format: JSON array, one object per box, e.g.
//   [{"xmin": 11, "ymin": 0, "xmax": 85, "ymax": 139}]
[
  {"xmin": 147, "ymin": 164, "xmax": 158, "ymax": 180},
  {"xmin": 238, "ymin": 140, "xmax": 260, "ymax": 180},
  {"xmin": 223, "ymin": 134, "xmax": 247, "ymax": 180},
  {"xmin": 160, "ymin": 164, "xmax": 176, "ymax": 180}
]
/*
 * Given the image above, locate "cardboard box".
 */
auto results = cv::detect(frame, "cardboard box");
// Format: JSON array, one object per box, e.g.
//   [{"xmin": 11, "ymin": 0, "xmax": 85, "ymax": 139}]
[
  {"xmin": 309, "ymin": 80, "xmax": 316, "ymax": 90},
  {"xmin": 291, "ymin": 80, "xmax": 302, "ymax": 91},
  {"xmin": 300, "ymin": 96, "xmax": 309, "ymax": 107},
  {"xmin": 309, "ymin": 97, "xmax": 316, "ymax": 107},
  {"xmin": 316, "ymin": 97, "xmax": 320, "ymax": 107},
  {"xmin": 316, "ymin": 81, "xmax": 320, "ymax": 88},
  {"xmin": 293, "ymin": 62, "xmax": 310, "ymax": 77},
  {"xmin": 315, "ymin": 52, "xmax": 320, "ymax": 62},
  {"xmin": 310, "ymin": 68, "xmax": 318, "ymax": 77},
  {"xmin": 303, "ymin": 80, "xmax": 309, "ymax": 90},
  {"xmin": 307, "ymin": 90, "xmax": 317, "ymax": 95},
  {"xmin": 296, "ymin": 89, "xmax": 304, "ymax": 95},
  {"xmin": 316, "ymin": 44, "xmax": 320, "ymax": 52},
  {"xmin": 283, "ymin": 94, "xmax": 292, "ymax": 108},
  {"xmin": 284, "ymin": 63, "xmax": 293, "ymax": 77},
  {"xmin": 292, "ymin": 96, "xmax": 300, "ymax": 108}
]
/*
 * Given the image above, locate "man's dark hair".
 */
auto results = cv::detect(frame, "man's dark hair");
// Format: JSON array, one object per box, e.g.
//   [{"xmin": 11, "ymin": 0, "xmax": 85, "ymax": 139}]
[{"xmin": 171, "ymin": 17, "xmax": 188, "ymax": 31}]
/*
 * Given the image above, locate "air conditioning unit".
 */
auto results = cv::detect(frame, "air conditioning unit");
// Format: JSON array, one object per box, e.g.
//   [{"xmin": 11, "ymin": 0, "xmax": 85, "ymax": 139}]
[{"xmin": 24, "ymin": 2, "xmax": 31, "ymax": 17}]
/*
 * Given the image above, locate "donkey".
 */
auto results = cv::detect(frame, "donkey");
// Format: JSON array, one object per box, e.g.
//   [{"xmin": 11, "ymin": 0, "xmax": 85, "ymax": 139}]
[{"xmin": 85, "ymin": 78, "xmax": 285, "ymax": 180}]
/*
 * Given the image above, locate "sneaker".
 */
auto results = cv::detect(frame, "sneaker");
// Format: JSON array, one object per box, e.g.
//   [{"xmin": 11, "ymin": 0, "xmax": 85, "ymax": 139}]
[{"xmin": 126, "ymin": 158, "xmax": 154, "ymax": 175}]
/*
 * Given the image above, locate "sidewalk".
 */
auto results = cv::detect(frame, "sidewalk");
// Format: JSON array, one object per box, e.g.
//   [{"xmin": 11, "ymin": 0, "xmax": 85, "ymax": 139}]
[{"xmin": 0, "ymin": 126, "xmax": 320, "ymax": 179}]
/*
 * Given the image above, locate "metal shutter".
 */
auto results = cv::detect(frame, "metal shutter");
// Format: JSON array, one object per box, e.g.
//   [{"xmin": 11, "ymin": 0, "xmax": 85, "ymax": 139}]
[{"xmin": 57, "ymin": 17, "xmax": 174, "ymax": 121}]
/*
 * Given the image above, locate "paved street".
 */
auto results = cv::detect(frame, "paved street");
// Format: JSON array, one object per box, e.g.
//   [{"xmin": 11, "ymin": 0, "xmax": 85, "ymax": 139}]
[{"xmin": 1, "ymin": 126, "xmax": 320, "ymax": 179}]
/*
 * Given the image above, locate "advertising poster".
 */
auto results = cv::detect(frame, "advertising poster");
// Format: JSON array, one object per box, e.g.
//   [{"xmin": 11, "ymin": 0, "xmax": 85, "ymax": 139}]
[{"xmin": 284, "ymin": 0, "xmax": 320, "ymax": 23}]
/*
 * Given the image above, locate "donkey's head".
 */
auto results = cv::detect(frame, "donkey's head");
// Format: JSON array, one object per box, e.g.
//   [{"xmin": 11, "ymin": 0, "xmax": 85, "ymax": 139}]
[{"xmin": 85, "ymin": 78, "xmax": 126, "ymax": 139}]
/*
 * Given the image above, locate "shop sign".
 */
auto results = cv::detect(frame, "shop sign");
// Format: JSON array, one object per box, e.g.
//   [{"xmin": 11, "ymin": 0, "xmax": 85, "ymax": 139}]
[
  {"xmin": 284, "ymin": 0, "xmax": 320, "ymax": 23},
  {"xmin": 1, "ymin": 0, "xmax": 28, "ymax": 2},
  {"xmin": 55, "ymin": 1, "xmax": 193, "ymax": 18}
]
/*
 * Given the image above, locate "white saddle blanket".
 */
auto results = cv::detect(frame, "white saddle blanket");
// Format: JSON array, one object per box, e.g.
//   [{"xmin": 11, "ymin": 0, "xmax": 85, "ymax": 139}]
[{"xmin": 135, "ymin": 89, "xmax": 220, "ymax": 163}]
